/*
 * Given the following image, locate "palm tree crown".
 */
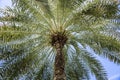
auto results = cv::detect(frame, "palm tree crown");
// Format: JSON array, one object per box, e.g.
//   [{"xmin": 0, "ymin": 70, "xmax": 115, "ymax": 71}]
[{"xmin": 0, "ymin": 0, "xmax": 120, "ymax": 80}]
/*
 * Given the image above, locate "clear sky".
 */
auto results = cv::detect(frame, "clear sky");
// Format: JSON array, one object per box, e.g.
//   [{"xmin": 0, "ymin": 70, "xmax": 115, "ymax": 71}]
[
  {"xmin": 0, "ymin": 0, "xmax": 120, "ymax": 80},
  {"xmin": 0, "ymin": 0, "xmax": 12, "ymax": 8},
  {"xmin": 99, "ymin": 57, "xmax": 120, "ymax": 80}
]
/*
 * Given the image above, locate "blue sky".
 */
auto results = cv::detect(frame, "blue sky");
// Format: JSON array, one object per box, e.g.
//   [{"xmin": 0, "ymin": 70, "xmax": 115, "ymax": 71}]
[
  {"xmin": 0, "ymin": 0, "xmax": 120, "ymax": 80},
  {"xmin": 99, "ymin": 57, "xmax": 120, "ymax": 80},
  {"xmin": 0, "ymin": 0, "xmax": 12, "ymax": 8}
]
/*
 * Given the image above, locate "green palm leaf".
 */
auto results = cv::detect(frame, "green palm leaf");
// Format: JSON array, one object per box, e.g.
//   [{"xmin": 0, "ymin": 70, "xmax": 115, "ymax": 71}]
[{"xmin": 0, "ymin": 0, "xmax": 120, "ymax": 80}]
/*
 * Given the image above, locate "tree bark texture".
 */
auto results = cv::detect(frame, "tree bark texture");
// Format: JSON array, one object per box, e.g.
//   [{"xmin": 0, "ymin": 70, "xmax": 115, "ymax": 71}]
[{"xmin": 53, "ymin": 43, "xmax": 66, "ymax": 80}]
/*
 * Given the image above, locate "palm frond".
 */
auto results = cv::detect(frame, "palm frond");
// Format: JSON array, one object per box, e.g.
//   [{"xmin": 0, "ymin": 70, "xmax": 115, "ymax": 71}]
[
  {"xmin": 0, "ymin": 0, "xmax": 120, "ymax": 79},
  {"xmin": 65, "ymin": 42, "xmax": 108, "ymax": 80}
]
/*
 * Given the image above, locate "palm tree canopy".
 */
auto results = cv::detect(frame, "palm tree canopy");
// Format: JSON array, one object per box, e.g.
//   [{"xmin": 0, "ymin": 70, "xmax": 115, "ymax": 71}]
[{"xmin": 0, "ymin": 0, "xmax": 120, "ymax": 80}]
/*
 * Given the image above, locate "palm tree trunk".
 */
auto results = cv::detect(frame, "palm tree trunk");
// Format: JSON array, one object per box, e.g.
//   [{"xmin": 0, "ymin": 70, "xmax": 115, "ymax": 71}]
[{"xmin": 54, "ymin": 43, "xmax": 66, "ymax": 80}]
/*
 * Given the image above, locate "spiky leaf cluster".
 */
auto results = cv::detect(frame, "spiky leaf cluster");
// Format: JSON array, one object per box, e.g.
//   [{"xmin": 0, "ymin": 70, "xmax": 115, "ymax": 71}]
[{"xmin": 0, "ymin": 0, "xmax": 120, "ymax": 80}]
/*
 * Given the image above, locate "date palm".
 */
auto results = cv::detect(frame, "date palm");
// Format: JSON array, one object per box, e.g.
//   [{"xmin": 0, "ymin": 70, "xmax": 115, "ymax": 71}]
[{"xmin": 0, "ymin": 0, "xmax": 120, "ymax": 80}]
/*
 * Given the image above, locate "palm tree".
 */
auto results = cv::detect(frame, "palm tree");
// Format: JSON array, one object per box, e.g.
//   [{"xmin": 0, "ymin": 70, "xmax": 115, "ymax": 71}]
[{"xmin": 0, "ymin": 0, "xmax": 120, "ymax": 80}]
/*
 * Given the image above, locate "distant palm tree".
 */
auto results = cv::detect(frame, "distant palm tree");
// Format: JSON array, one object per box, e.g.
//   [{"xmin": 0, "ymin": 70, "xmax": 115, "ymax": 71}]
[{"xmin": 0, "ymin": 0, "xmax": 120, "ymax": 80}]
